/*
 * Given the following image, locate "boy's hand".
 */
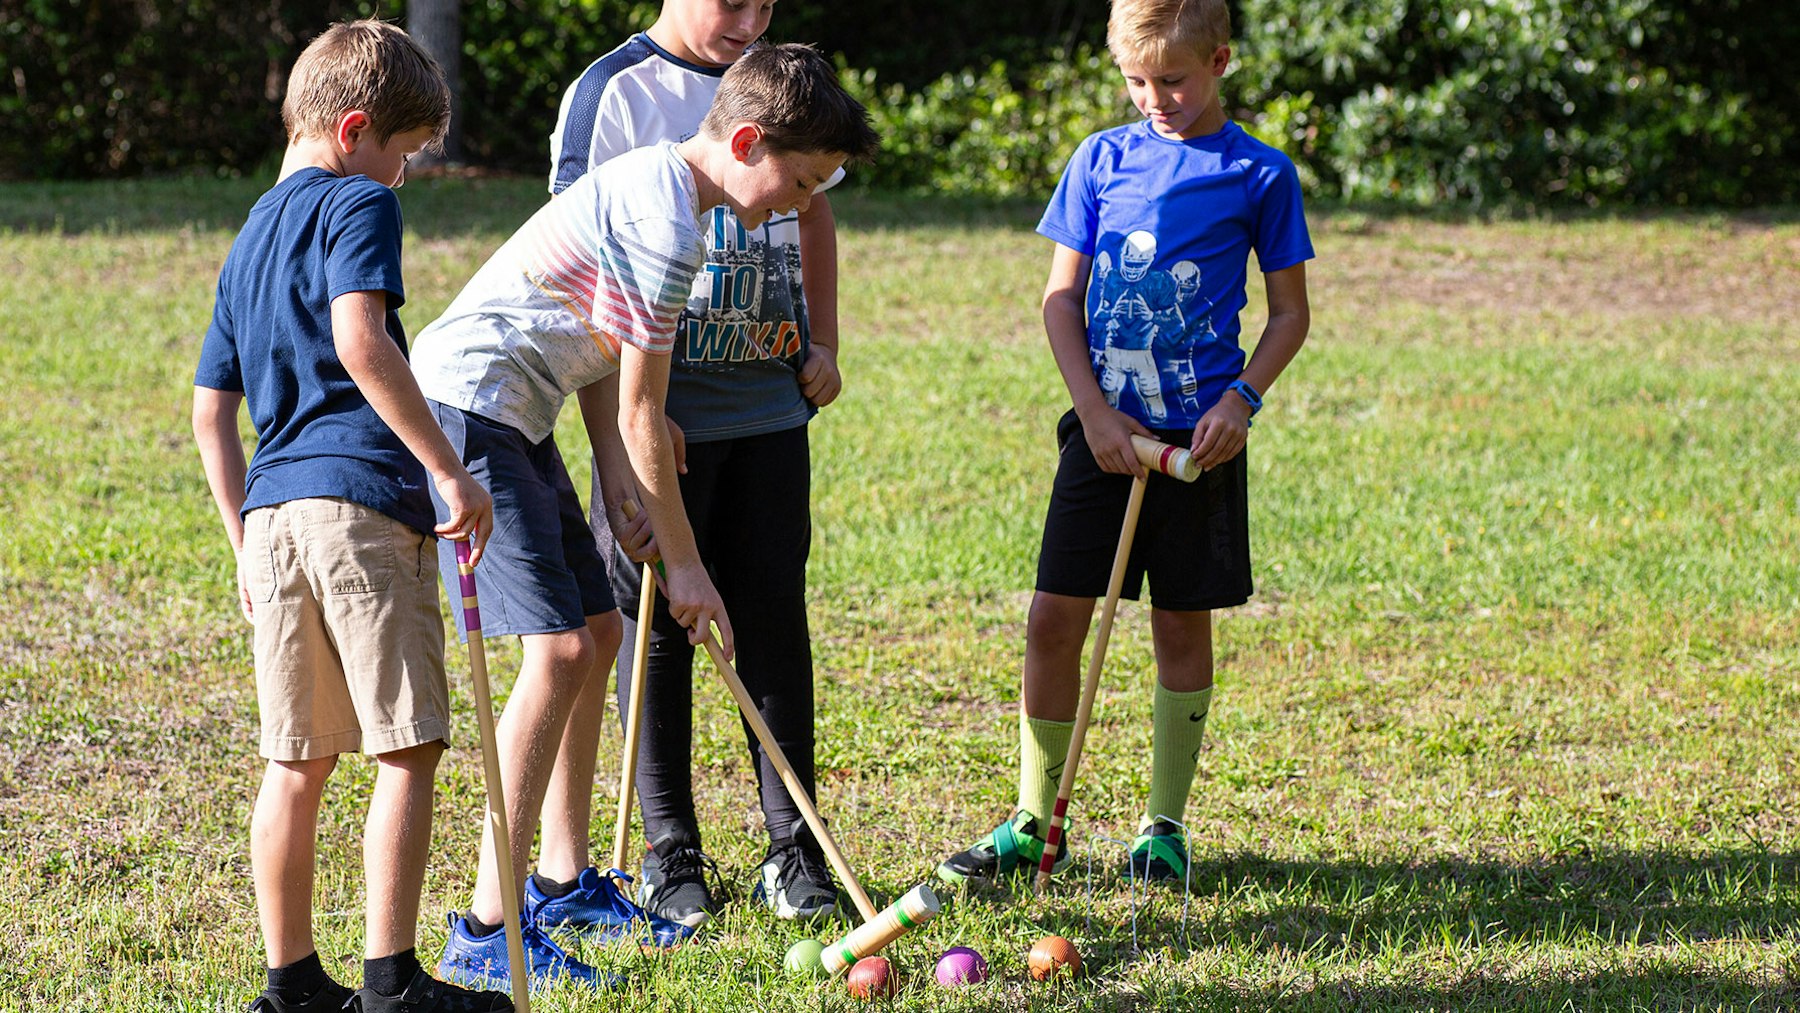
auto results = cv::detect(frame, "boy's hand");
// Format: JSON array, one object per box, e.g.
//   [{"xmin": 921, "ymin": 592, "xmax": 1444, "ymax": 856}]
[
  {"xmin": 434, "ymin": 469, "xmax": 494, "ymax": 566},
  {"xmin": 234, "ymin": 550, "xmax": 254, "ymax": 623},
  {"xmin": 1190, "ymin": 393, "xmax": 1253, "ymax": 470},
  {"xmin": 663, "ymin": 560, "xmax": 734, "ymax": 659},
  {"xmin": 798, "ymin": 343, "xmax": 841, "ymax": 407},
  {"xmin": 606, "ymin": 497, "xmax": 660, "ymax": 563},
  {"xmin": 1077, "ymin": 403, "xmax": 1153, "ymax": 478}
]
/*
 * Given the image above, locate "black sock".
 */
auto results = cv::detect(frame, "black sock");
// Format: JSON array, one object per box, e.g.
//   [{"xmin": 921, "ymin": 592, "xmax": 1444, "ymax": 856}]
[
  {"xmin": 462, "ymin": 911, "xmax": 502, "ymax": 938},
  {"xmin": 268, "ymin": 951, "xmax": 331, "ymax": 1002},
  {"xmin": 531, "ymin": 871, "xmax": 580, "ymax": 899},
  {"xmin": 364, "ymin": 947, "xmax": 421, "ymax": 997}
]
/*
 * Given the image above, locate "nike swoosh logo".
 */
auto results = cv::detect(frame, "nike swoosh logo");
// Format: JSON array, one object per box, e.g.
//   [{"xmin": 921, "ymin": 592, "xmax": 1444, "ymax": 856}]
[{"xmin": 1188, "ymin": 711, "xmax": 1208, "ymax": 723}]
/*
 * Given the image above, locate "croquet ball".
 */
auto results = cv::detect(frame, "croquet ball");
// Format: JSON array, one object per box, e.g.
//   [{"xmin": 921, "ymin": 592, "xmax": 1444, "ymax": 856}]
[
  {"xmin": 933, "ymin": 945, "xmax": 988, "ymax": 986},
  {"xmin": 1028, "ymin": 935, "xmax": 1081, "ymax": 980},
  {"xmin": 783, "ymin": 938, "xmax": 826, "ymax": 977},
  {"xmin": 846, "ymin": 956, "xmax": 897, "ymax": 1000}
]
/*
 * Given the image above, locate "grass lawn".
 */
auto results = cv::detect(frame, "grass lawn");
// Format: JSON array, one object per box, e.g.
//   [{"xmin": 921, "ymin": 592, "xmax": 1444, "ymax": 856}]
[{"xmin": 1, "ymin": 175, "xmax": 1797, "ymax": 1011}]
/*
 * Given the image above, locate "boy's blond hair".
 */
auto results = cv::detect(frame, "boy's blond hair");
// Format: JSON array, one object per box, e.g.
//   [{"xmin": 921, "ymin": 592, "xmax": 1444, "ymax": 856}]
[
  {"xmin": 1107, "ymin": 0, "xmax": 1232, "ymax": 66},
  {"xmin": 282, "ymin": 20, "xmax": 451, "ymax": 149}
]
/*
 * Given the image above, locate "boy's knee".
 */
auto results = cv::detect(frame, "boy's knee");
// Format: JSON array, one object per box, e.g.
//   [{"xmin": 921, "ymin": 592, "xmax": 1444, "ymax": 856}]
[
  {"xmin": 1027, "ymin": 593, "xmax": 1093, "ymax": 652},
  {"xmin": 374, "ymin": 740, "xmax": 445, "ymax": 774},
  {"xmin": 534, "ymin": 627, "xmax": 598, "ymax": 674},
  {"xmin": 263, "ymin": 755, "xmax": 337, "ymax": 796},
  {"xmin": 587, "ymin": 610, "xmax": 623, "ymax": 659}
]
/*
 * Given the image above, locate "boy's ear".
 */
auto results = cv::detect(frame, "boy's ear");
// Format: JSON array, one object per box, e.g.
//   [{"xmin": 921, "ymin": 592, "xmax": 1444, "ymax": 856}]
[
  {"xmin": 1210, "ymin": 45, "xmax": 1231, "ymax": 76},
  {"xmin": 334, "ymin": 110, "xmax": 372, "ymax": 153},
  {"xmin": 729, "ymin": 123, "xmax": 763, "ymax": 163}
]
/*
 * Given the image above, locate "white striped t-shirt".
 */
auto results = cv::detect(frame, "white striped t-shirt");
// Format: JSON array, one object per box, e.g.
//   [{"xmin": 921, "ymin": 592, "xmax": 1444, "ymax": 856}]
[{"xmin": 412, "ymin": 142, "xmax": 704, "ymax": 443}]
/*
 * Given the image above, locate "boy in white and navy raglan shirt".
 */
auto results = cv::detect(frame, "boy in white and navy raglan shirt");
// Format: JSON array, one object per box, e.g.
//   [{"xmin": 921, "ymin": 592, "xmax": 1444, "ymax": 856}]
[
  {"xmin": 548, "ymin": 0, "xmax": 848, "ymax": 929},
  {"xmin": 938, "ymin": 0, "xmax": 1313, "ymax": 890},
  {"xmin": 414, "ymin": 44, "xmax": 877, "ymax": 990}
]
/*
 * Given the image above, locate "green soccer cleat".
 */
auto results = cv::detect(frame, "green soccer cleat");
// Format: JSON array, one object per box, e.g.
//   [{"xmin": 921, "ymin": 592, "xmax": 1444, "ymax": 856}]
[
  {"xmin": 1128, "ymin": 819, "xmax": 1190, "ymax": 883},
  {"xmin": 936, "ymin": 810, "xmax": 1071, "ymax": 884}
]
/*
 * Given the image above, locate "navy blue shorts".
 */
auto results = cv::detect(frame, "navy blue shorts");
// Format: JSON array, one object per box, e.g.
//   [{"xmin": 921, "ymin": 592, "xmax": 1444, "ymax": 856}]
[
  {"xmin": 429, "ymin": 401, "xmax": 615, "ymax": 638},
  {"xmin": 1035, "ymin": 409, "xmax": 1252, "ymax": 612}
]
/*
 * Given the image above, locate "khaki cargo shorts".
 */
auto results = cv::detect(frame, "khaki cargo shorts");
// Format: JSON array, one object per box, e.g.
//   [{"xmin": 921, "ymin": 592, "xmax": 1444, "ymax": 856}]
[{"xmin": 242, "ymin": 498, "xmax": 450, "ymax": 760}]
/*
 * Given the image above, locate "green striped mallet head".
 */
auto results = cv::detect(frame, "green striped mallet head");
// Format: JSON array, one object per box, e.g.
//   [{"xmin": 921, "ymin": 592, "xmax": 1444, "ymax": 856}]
[{"xmin": 821, "ymin": 884, "xmax": 941, "ymax": 976}]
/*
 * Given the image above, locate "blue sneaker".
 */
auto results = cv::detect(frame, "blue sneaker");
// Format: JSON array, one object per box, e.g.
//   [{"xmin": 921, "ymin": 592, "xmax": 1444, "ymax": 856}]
[
  {"xmin": 436, "ymin": 912, "xmax": 610, "ymax": 992},
  {"xmin": 527, "ymin": 866, "xmax": 694, "ymax": 948}
]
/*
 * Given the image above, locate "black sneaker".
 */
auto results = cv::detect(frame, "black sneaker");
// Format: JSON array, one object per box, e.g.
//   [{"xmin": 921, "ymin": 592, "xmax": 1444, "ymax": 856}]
[
  {"xmin": 751, "ymin": 822, "xmax": 839, "ymax": 921},
  {"xmin": 350, "ymin": 969, "xmax": 511, "ymax": 1012},
  {"xmin": 248, "ymin": 980, "xmax": 354, "ymax": 1013},
  {"xmin": 936, "ymin": 809, "xmax": 1071, "ymax": 883},
  {"xmin": 637, "ymin": 834, "xmax": 721, "ymax": 929}
]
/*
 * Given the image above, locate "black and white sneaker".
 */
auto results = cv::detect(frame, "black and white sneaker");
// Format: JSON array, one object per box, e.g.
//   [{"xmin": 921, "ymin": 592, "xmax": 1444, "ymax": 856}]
[
  {"xmin": 350, "ymin": 969, "xmax": 512, "ymax": 1012},
  {"xmin": 248, "ymin": 981, "xmax": 354, "ymax": 1013},
  {"xmin": 751, "ymin": 822, "xmax": 839, "ymax": 921},
  {"xmin": 637, "ymin": 833, "xmax": 721, "ymax": 929}
]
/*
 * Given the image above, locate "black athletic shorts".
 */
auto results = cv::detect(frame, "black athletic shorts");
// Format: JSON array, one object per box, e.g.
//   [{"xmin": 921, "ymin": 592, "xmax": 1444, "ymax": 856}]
[{"xmin": 1035, "ymin": 409, "xmax": 1252, "ymax": 611}]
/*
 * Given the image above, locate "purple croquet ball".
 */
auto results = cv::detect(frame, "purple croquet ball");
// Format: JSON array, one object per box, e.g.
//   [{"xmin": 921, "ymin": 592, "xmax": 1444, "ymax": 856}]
[{"xmin": 934, "ymin": 945, "xmax": 988, "ymax": 987}]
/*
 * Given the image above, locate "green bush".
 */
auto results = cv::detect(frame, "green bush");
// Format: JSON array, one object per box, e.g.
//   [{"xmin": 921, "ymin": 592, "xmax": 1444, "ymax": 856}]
[{"xmin": 4, "ymin": 0, "xmax": 1794, "ymax": 207}]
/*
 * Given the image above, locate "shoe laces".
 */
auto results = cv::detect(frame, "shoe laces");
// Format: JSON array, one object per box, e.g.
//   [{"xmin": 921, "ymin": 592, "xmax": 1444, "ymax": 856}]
[
  {"xmin": 660, "ymin": 845, "xmax": 720, "ymax": 892},
  {"xmin": 773, "ymin": 838, "xmax": 832, "ymax": 892}
]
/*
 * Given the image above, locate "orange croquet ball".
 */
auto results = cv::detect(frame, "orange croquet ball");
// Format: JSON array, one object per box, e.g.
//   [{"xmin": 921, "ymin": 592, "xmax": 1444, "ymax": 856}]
[
  {"xmin": 1027, "ymin": 935, "xmax": 1082, "ymax": 980},
  {"xmin": 846, "ymin": 956, "xmax": 897, "ymax": 1000}
]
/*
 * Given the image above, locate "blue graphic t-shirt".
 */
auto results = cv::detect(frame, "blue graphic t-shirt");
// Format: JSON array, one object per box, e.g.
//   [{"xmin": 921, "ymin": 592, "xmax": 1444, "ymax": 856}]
[
  {"xmin": 194, "ymin": 168, "xmax": 435, "ymax": 535},
  {"xmin": 1038, "ymin": 120, "xmax": 1314, "ymax": 430}
]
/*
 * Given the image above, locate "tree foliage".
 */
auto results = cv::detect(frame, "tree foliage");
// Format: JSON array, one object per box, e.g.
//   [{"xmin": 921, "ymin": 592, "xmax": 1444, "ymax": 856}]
[{"xmin": 2, "ymin": 0, "xmax": 1794, "ymax": 207}]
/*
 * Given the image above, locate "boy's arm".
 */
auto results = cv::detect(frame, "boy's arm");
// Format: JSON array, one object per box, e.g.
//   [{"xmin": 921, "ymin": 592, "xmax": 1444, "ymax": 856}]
[
  {"xmin": 192, "ymin": 386, "xmax": 253, "ymax": 621},
  {"xmin": 331, "ymin": 291, "xmax": 494, "ymax": 562},
  {"xmin": 795, "ymin": 194, "xmax": 841, "ymax": 407},
  {"xmin": 1189, "ymin": 262, "xmax": 1310, "ymax": 469},
  {"xmin": 1044, "ymin": 242, "xmax": 1151, "ymax": 478},
  {"xmin": 575, "ymin": 375, "xmax": 664, "ymax": 562},
  {"xmin": 616, "ymin": 341, "xmax": 734, "ymax": 657}
]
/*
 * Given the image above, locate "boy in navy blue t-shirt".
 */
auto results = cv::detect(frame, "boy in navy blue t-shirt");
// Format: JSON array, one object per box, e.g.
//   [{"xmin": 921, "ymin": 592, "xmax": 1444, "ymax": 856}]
[
  {"xmin": 938, "ymin": 0, "xmax": 1313, "ymax": 887},
  {"xmin": 192, "ymin": 21, "xmax": 503, "ymax": 1013}
]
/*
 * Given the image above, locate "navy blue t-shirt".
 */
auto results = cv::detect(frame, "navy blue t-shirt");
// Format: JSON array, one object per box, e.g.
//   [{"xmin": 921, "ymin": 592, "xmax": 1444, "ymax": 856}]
[
  {"xmin": 194, "ymin": 168, "xmax": 435, "ymax": 535},
  {"xmin": 1038, "ymin": 120, "xmax": 1314, "ymax": 430}
]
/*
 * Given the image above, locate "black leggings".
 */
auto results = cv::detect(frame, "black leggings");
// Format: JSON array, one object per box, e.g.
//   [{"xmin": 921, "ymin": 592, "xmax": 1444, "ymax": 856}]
[{"xmin": 593, "ymin": 425, "xmax": 815, "ymax": 851}]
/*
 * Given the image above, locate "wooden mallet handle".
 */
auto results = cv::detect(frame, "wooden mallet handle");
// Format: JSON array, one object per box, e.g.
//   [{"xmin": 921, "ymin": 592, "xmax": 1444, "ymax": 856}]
[
  {"xmin": 453, "ymin": 539, "xmax": 530, "ymax": 1013},
  {"xmin": 697, "ymin": 630, "xmax": 880, "ymax": 922},
  {"xmin": 608, "ymin": 559, "xmax": 655, "ymax": 883},
  {"xmin": 1034, "ymin": 474, "xmax": 1149, "ymax": 894}
]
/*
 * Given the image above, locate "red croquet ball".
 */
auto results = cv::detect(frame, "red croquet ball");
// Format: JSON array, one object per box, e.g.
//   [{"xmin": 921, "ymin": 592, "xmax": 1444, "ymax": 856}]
[
  {"xmin": 1028, "ymin": 935, "xmax": 1081, "ymax": 981},
  {"xmin": 846, "ymin": 956, "xmax": 897, "ymax": 1000}
]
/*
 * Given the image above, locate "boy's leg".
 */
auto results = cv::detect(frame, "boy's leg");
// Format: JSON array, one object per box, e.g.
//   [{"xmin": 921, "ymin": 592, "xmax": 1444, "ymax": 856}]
[
  {"xmin": 466, "ymin": 626, "xmax": 595, "ymax": 926},
  {"xmin": 1145, "ymin": 608, "xmax": 1213, "ymax": 829},
  {"xmin": 1018, "ymin": 591, "xmax": 1093, "ymax": 820},
  {"xmin": 363, "ymin": 742, "xmax": 444, "ymax": 959},
  {"xmin": 536, "ymin": 609, "xmax": 625, "ymax": 882},
  {"xmin": 252, "ymin": 756, "xmax": 337, "ymax": 968}
]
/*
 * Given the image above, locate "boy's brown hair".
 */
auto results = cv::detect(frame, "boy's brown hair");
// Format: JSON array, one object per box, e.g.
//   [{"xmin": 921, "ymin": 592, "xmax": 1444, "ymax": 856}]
[
  {"xmin": 1107, "ymin": 0, "xmax": 1232, "ymax": 66},
  {"xmin": 700, "ymin": 43, "xmax": 880, "ymax": 163},
  {"xmin": 282, "ymin": 20, "xmax": 451, "ymax": 149}
]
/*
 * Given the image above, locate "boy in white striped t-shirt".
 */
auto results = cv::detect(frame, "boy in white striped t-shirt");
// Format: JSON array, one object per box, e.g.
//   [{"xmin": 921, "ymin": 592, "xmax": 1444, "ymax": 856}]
[{"xmin": 411, "ymin": 44, "xmax": 878, "ymax": 991}]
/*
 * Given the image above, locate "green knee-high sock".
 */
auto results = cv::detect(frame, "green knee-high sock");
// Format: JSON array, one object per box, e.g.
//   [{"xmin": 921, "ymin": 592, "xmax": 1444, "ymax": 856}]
[
  {"xmin": 1017, "ymin": 712, "xmax": 1076, "ymax": 824},
  {"xmin": 1146, "ymin": 683, "xmax": 1213, "ymax": 829}
]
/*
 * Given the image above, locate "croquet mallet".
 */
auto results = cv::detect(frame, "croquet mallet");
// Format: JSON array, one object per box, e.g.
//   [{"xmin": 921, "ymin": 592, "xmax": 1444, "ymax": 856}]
[
  {"xmin": 607, "ymin": 556, "xmax": 656, "ymax": 892},
  {"xmin": 619, "ymin": 502, "xmax": 942, "ymax": 968},
  {"xmin": 1033, "ymin": 436, "xmax": 1201, "ymax": 894},
  {"xmin": 695, "ymin": 631, "xmax": 941, "ymax": 972},
  {"xmin": 452, "ymin": 538, "xmax": 531, "ymax": 1013}
]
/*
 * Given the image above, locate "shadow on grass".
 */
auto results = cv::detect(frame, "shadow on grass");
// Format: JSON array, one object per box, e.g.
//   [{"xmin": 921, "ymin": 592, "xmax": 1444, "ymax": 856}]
[{"xmin": 940, "ymin": 849, "xmax": 1800, "ymax": 988}]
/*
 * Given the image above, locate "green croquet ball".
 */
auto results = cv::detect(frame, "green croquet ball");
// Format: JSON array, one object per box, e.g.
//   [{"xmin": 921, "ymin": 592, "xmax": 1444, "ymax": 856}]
[{"xmin": 784, "ymin": 938, "xmax": 826, "ymax": 977}]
